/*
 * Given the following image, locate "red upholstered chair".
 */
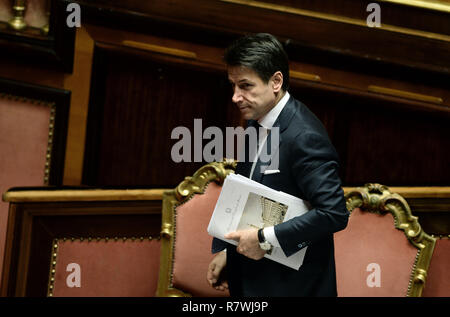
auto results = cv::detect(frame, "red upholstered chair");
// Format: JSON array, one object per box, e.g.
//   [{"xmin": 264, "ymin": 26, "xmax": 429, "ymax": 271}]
[
  {"xmin": 335, "ymin": 184, "xmax": 436, "ymax": 297},
  {"xmin": 0, "ymin": 97, "xmax": 53, "ymax": 283},
  {"xmin": 0, "ymin": 91, "xmax": 68, "ymax": 288},
  {"xmin": 421, "ymin": 237, "xmax": 450, "ymax": 297},
  {"xmin": 48, "ymin": 238, "xmax": 161, "ymax": 297},
  {"xmin": 157, "ymin": 160, "xmax": 236, "ymax": 297},
  {"xmin": 1, "ymin": 187, "xmax": 163, "ymax": 296}
]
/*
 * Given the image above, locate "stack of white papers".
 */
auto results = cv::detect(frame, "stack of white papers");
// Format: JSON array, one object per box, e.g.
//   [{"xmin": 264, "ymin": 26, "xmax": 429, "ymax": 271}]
[{"xmin": 207, "ymin": 173, "xmax": 311, "ymax": 270}]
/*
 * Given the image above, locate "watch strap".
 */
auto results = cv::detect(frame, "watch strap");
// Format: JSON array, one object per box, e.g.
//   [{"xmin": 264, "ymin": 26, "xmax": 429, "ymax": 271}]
[{"xmin": 257, "ymin": 228, "xmax": 265, "ymax": 243}]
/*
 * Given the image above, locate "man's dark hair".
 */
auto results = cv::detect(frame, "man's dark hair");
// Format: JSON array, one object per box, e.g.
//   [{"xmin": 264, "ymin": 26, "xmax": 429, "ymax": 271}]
[{"xmin": 223, "ymin": 33, "xmax": 290, "ymax": 91}]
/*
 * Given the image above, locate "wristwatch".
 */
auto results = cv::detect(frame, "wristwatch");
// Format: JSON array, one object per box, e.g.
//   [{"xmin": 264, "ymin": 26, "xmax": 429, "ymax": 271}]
[{"xmin": 257, "ymin": 228, "xmax": 273, "ymax": 251}]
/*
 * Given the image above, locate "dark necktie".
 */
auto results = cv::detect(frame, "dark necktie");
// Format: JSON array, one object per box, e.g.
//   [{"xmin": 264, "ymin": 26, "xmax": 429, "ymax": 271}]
[{"xmin": 236, "ymin": 120, "xmax": 261, "ymax": 178}]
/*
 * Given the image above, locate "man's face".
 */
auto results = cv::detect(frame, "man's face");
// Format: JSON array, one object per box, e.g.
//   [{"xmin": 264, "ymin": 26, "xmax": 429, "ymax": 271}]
[{"xmin": 228, "ymin": 66, "xmax": 278, "ymax": 121}]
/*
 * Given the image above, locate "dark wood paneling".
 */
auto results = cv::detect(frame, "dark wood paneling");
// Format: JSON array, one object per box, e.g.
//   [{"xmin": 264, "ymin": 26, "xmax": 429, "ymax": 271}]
[
  {"xmin": 343, "ymin": 105, "xmax": 450, "ymax": 186},
  {"xmin": 83, "ymin": 43, "xmax": 450, "ymax": 188},
  {"xmin": 289, "ymin": 79, "xmax": 450, "ymax": 186},
  {"xmin": 258, "ymin": 0, "xmax": 450, "ymax": 35},
  {"xmin": 83, "ymin": 43, "xmax": 241, "ymax": 187},
  {"xmin": 76, "ymin": 0, "xmax": 450, "ymax": 88},
  {"xmin": 78, "ymin": 1, "xmax": 449, "ymax": 188},
  {"xmin": 407, "ymin": 197, "xmax": 450, "ymax": 235}
]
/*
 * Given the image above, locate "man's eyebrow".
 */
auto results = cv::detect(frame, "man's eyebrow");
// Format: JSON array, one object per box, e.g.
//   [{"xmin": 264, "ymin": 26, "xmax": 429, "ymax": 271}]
[
  {"xmin": 237, "ymin": 79, "xmax": 254, "ymax": 84},
  {"xmin": 228, "ymin": 78, "xmax": 253, "ymax": 84}
]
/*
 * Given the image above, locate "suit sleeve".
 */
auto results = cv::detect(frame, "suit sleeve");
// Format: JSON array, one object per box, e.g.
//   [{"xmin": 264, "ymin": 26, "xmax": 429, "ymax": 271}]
[
  {"xmin": 274, "ymin": 132, "xmax": 349, "ymax": 257},
  {"xmin": 211, "ymin": 237, "xmax": 228, "ymax": 253}
]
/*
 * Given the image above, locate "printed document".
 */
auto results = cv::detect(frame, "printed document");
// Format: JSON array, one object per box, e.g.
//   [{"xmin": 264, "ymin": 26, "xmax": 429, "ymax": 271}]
[{"xmin": 207, "ymin": 173, "xmax": 311, "ymax": 270}]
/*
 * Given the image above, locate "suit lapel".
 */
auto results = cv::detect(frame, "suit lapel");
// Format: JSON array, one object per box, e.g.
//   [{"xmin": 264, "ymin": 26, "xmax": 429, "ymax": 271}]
[
  {"xmin": 236, "ymin": 160, "xmax": 252, "ymax": 177},
  {"xmin": 251, "ymin": 96, "xmax": 298, "ymax": 183}
]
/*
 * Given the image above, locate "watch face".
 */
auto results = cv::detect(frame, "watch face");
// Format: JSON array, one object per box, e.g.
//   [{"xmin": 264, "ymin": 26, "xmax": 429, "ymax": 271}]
[{"xmin": 259, "ymin": 242, "xmax": 272, "ymax": 251}]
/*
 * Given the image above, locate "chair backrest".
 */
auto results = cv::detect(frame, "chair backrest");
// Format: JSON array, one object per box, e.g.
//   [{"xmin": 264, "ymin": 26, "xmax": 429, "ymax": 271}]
[
  {"xmin": 48, "ymin": 238, "xmax": 161, "ymax": 297},
  {"xmin": 157, "ymin": 160, "xmax": 236, "ymax": 297},
  {"xmin": 335, "ymin": 184, "xmax": 435, "ymax": 297},
  {"xmin": 0, "ymin": 94, "xmax": 67, "ymax": 288},
  {"xmin": 421, "ymin": 236, "xmax": 450, "ymax": 297}
]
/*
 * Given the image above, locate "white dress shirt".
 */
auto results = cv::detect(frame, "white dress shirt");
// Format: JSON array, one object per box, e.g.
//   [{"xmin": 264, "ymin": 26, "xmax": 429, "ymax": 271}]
[{"xmin": 250, "ymin": 91, "xmax": 290, "ymax": 248}]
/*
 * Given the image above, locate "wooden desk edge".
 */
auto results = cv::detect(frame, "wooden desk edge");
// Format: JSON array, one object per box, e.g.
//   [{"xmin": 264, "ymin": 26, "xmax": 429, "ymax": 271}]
[
  {"xmin": 2, "ymin": 189, "xmax": 171, "ymax": 202},
  {"xmin": 2, "ymin": 186, "xmax": 450, "ymax": 203},
  {"xmin": 343, "ymin": 186, "xmax": 450, "ymax": 198}
]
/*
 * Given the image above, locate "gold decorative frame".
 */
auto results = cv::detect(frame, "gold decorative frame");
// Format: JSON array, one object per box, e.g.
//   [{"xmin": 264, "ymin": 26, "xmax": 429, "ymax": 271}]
[
  {"xmin": 47, "ymin": 236, "xmax": 161, "ymax": 297},
  {"xmin": 156, "ymin": 159, "xmax": 237, "ymax": 297},
  {"xmin": 345, "ymin": 183, "xmax": 437, "ymax": 297}
]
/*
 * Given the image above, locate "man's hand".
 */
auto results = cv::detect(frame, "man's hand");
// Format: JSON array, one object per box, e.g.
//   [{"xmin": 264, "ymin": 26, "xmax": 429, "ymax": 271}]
[
  {"xmin": 225, "ymin": 228, "xmax": 266, "ymax": 260},
  {"xmin": 207, "ymin": 250, "xmax": 228, "ymax": 291}
]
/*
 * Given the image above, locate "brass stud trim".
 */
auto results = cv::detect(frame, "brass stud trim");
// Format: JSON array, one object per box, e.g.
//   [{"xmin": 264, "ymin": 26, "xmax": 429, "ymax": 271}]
[
  {"xmin": 0, "ymin": 93, "xmax": 55, "ymax": 186},
  {"xmin": 46, "ymin": 236, "xmax": 161, "ymax": 297}
]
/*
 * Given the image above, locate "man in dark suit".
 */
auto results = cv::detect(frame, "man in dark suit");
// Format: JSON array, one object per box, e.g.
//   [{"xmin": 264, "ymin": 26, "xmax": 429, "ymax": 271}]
[{"xmin": 207, "ymin": 33, "xmax": 349, "ymax": 296}]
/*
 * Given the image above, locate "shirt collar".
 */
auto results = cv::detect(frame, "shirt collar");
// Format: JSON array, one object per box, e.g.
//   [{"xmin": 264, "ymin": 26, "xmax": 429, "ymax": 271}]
[{"xmin": 258, "ymin": 91, "xmax": 290, "ymax": 130}]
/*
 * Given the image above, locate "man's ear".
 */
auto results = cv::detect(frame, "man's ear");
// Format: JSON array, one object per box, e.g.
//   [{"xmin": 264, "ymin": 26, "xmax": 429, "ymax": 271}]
[{"xmin": 271, "ymin": 71, "xmax": 283, "ymax": 93}]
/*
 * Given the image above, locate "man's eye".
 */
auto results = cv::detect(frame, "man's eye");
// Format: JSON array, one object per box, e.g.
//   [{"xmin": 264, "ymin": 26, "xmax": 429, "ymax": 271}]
[{"xmin": 240, "ymin": 83, "xmax": 251, "ymax": 89}]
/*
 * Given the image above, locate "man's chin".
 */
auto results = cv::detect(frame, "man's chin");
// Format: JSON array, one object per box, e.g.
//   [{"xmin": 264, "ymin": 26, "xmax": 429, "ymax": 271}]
[
  {"xmin": 240, "ymin": 111, "xmax": 255, "ymax": 120},
  {"xmin": 242, "ymin": 115, "xmax": 255, "ymax": 121}
]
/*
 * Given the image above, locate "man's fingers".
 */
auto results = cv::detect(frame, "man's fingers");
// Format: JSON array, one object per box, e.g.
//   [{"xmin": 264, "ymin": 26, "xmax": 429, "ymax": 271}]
[
  {"xmin": 207, "ymin": 263, "xmax": 218, "ymax": 284},
  {"xmin": 215, "ymin": 282, "xmax": 229, "ymax": 291},
  {"xmin": 224, "ymin": 231, "xmax": 240, "ymax": 241}
]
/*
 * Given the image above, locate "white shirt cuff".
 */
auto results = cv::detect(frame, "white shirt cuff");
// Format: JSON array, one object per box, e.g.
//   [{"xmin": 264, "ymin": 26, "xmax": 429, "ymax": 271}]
[{"xmin": 263, "ymin": 226, "xmax": 281, "ymax": 247}]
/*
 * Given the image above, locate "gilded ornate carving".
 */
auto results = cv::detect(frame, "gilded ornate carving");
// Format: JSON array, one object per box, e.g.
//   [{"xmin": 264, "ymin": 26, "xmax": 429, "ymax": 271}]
[{"xmin": 157, "ymin": 159, "xmax": 237, "ymax": 297}]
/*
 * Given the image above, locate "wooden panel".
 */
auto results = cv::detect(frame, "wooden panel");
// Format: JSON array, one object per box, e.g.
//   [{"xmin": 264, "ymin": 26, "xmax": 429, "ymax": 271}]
[
  {"xmin": 222, "ymin": 0, "xmax": 450, "ymax": 35},
  {"xmin": 80, "ymin": 40, "xmax": 450, "ymax": 187},
  {"xmin": 83, "ymin": 43, "xmax": 241, "ymax": 187},
  {"xmin": 344, "ymin": 110, "xmax": 449, "ymax": 186},
  {"xmin": 289, "ymin": 79, "xmax": 450, "ymax": 186},
  {"xmin": 62, "ymin": 27, "xmax": 95, "ymax": 186},
  {"xmin": 404, "ymin": 197, "xmax": 450, "ymax": 236},
  {"xmin": 76, "ymin": 0, "xmax": 450, "ymax": 83}
]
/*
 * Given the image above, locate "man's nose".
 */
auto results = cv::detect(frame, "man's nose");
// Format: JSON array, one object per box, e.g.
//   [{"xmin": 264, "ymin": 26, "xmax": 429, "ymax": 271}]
[{"xmin": 232, "ymin": 88, "xmax": 243, "ymax": 103}]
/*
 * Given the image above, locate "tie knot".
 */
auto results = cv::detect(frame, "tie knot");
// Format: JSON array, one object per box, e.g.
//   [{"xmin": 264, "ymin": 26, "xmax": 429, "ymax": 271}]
[{"xmin": 248, "ymin": 120, "xmax": 262, "ymax": 129}]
